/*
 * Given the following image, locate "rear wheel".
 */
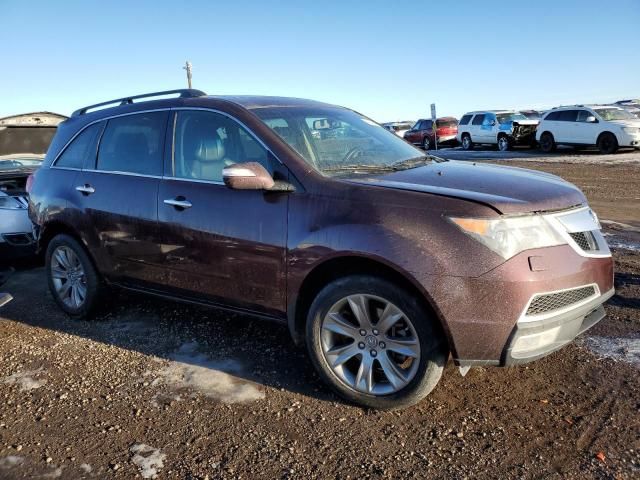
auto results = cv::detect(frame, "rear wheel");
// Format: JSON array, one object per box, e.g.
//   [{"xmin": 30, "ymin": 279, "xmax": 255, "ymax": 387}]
[
  {"xmin": 422, "ymin": 136, "xmax": 431, "ymax": 150},
  {"xmin": 46, "ymin": 234, "xmax": 104, "ymax": 318},
  {"xmin": 461, "ymin": 134, "xmax": 473, "ymax": 150},
  {"xmin": 306, "ymin": 275, "xmax": 447, "ymax": 409},
  {"xmin": 597, "ymin": 132, "xmax": 618, "ymax": 154},
  {"xmin": 539, "ymin": 132, "xmax": 556, "ymax": 153},
  {"xmin": 497, "ymin": 135, "xmax": 511, "ymax": 152}
]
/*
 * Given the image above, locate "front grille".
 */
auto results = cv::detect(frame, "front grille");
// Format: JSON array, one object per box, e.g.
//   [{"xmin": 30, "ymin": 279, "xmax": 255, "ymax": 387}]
[
  {"xmin": 526, "ymin": 285, "xmax": 597, "ymax": 316},
  {"xmin": 569, "ymin": 231, "xmax": 598, "ymax": 251}
]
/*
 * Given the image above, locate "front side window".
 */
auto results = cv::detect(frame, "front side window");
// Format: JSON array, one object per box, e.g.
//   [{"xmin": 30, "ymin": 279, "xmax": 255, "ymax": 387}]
[
  {"xmin": 252, "ymin": 106, "xmax": 434, "ymax": 176},
  {"xmin": 472, "ymin": 114, "xmax": 485, "ymax": 125},
  {"xmin": 576, "ymin": 110, "xmax": 592, "ymax": 122},
  {"xmin": 558, "ymin": 110, "xmax": 578, "ymax": 122},
  {"xmin": 97, "ymin": 112, "xmax": 167, "ymax": 175},
  {"xmin": 173, "ymin": 110, "xmax": 271, "ymax": 182},
  {"xmin": 55, "ymin": 122, "xmax": 104, "ymax": 169},
  {"xmin": 482, "ymin": 114, "xmax": 496, "ymax": 126}
]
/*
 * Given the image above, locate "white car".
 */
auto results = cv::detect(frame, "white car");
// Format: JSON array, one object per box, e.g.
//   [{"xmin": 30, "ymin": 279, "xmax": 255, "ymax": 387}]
[
  {"xmin": 536, "ymin": 105, "xmax": 640, "ymax": 154},
  {"xmin": 456, "ymin": 111, "xmax": 539, "ymax": 151},
  {"xmin": 382, "ymin": 121, "xmax": 413, "ymax": 138}
]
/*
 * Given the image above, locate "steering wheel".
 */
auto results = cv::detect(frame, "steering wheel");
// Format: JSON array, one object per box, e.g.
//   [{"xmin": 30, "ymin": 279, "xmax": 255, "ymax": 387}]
[{"xmin": 342, "ymin": 146, "xmax": 365, "ymax": 163}]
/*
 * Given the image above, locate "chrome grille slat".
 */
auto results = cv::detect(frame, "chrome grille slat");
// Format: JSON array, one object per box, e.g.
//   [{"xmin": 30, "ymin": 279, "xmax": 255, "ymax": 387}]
[{"xmin": 526, "ymin": 286, "xmax": 597, "ymax": 316}]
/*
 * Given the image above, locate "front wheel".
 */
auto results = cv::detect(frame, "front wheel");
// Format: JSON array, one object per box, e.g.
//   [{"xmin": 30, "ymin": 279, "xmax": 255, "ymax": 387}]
[
  {"xmin": 46, "ymin": 234, "xmax": 104, "ymax": 318},
  {"xmin": 597, "ymin": 132, "xmax": 618, "ymax": 154},
  {"xmin": 306, "ymin": 275, "xmax": 447, "ymax": 409},
  {"xmin": 497, "ymin": 135, "xmax": 511, "ymax": 152}
]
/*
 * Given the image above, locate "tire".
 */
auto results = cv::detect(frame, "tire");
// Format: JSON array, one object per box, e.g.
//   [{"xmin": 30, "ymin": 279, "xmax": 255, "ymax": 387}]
[
  {"xmin": 597, "ymin": 132, "xmax": 618, "ymax": 154},
  {"xmin": 305, "ymin": 275, "xmax": 448, "ymax": 410},
  {"xmin": 45, "ymin": 234, "xmax": 104, "ymax": 318},
  {"xmin": 539, "ymin": 132, "xmax": 556, "ymax": 153},
  {"xmin": 461, "ymin": 134, "xmax": 473, "ymax": 151},
  {"xmin": 497, "ymin": 135, "xmax": 511, "ymax": 152},
  {"xmin": 422, "ymin": 136, "xmax": 431, "ymax": 150}
]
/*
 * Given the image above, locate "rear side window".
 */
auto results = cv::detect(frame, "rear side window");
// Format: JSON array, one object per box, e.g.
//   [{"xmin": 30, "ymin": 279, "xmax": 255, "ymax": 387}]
[
  {"xmin": 544, "ymin": 111, "xmax": 561, "ymax": 121},
  {"xmin": 558, "ymin": 110, "xmax": 578, "ymax": 122},
  {"xmin": 97, "ymin": 112, "xmax": 167, "ymax": 175},
  {"xmin": 471, "ymin": 114, "xmax": 485, "ymax": 125},
  {"xmin": 459, "ymin": 115, "xmax": 472, "ymax": 125},
  {"xmin": 55, "ymin": 122, "xmax": 103, "ymax": 169}
]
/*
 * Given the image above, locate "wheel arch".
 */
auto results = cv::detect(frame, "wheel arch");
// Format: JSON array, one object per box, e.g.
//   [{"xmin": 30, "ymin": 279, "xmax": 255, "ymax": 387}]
[
  {"xmin": 287, "ymin": 254, "xmax": 453, "ymax": 354},
  {"xmin": 39, "ymin": 220, "xmax": 100, "ymax": 274}
]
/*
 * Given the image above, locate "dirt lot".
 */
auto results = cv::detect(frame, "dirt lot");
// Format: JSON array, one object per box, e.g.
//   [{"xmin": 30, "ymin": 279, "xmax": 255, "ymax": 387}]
[{"xmin": 1, "ymin": 155, "xmax": 639, "ymax": 479}]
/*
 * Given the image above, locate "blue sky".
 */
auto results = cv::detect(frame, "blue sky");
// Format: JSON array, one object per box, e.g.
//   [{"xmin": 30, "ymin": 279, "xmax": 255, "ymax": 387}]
[{"xmin": 1, "ymin": 0, "xmax": 638, "ymax": 122}]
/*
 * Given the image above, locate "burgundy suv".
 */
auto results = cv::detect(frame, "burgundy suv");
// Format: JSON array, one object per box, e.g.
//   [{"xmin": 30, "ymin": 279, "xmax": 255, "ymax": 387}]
[
  {"xmin": 403, "ymin": 117, "xmax": 459, "ymax": 150},
  {"xmin": 28, "ymin": 90, "xmax": 614, "ymax": 409}
]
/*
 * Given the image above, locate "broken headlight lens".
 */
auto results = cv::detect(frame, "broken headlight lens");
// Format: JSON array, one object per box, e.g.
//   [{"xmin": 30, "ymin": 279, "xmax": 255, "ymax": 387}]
[{"xmin": 449, "ymin": 214, "xmax": 566, "ymax": 260}]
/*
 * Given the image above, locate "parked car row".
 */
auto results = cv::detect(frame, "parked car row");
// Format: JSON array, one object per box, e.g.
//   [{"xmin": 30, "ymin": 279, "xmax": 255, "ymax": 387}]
[{"xmin": 387, "ymin": 98, "xmax": 640, "ymax": 155}]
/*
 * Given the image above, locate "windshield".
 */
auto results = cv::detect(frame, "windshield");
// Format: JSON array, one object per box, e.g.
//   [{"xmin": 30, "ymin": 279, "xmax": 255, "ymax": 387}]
[
  {"xmin": 0, "ymin": 156, "xmax": 43, "ymax": 170},
  {"xmin": 594, "ymin": 108, "xmax": 636, "ymax": 121},
  {"xmin": 253, "ymin": 106, "xmax": 435, "ymax": 175},
  {"xmin": 496, "ymin": 113, "xmax": 528, "ymax": 124}
]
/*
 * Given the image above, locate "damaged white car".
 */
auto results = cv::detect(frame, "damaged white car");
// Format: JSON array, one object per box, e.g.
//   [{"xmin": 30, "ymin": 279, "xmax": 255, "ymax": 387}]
[{"xmin": 0, "ymin": 112, "xmax": 67, "ymax": 262}]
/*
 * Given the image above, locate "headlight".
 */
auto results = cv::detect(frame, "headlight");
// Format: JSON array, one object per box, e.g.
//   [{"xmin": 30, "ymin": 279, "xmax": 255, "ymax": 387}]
[
  {"xmin": 0, "ymin": 196, "xmax": 23, "ymax": 210},
  {"xmin": 622, "ymin": 127, "xmax": 640, "ymax": 134},
  {"xmin": 449, "ymin": 215, "xmax": 566, "ymax": 259}
]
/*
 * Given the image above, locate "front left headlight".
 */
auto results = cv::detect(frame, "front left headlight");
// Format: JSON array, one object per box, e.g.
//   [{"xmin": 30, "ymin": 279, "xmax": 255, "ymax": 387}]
[
  {"xmin": 449, "ymin": 214, "xmax": 566, "ymax": 260},
  {"xmin": 0, "ymin": 196, "xmax": 23, "ymax": 210}
]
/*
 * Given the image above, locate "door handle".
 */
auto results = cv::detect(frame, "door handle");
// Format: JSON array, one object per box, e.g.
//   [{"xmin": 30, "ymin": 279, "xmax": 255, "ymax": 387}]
[
  {"xmin": 75, "ymin": 184, "xmax": 95, "ymax": 195},
  {"xmin": 164, "ymin": 198, "xmax": 192, "ymax": 210}
]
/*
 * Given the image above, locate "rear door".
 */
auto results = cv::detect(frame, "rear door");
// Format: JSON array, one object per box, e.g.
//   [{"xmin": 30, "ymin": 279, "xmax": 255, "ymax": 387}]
[
  {"xmin": 73, "ymin": 111, "xmax": 168, "ymax": 284},
  {"xmin": 157, "ymin": 109, "xmax": 288, "ymax": 316},
  {"xmin": 470, "ymin": 114, "xmax": 485, "ymax": 143},
  {"xmin": 555, "ymin": 110, "xmax": 579, "ymax": 143}
]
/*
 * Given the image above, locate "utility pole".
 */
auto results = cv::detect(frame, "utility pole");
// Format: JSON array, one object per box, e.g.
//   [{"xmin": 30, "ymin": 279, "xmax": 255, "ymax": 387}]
[{"xmin": 183, "ymin": 61, "xmax": 193, "ymax": 89}]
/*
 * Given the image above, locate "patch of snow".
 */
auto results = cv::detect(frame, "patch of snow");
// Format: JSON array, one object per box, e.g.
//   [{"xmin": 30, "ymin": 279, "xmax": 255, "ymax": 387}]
[
  {"xmin": 79, "ymin": 463, "xmax": 92, "ymax": 473},
  {"xmin": 0, "ymin": 456, "xmax": 24, "ymax": 468},
  {"xmin": 583, "ymin": 336, "xmax": 640, "ymax": 366},
  {"xmin": 130, "ymin": 444, "xmax": 166, "ymax": 479},
  {"xmin": 602, "ymin": 232, "xmax": 640, "ymax": 252},
  {"xmin": 153, "ymin": 342, "xmax": 264, "ymax": 403},
  {"xmin": 41, "ymin": 467, "xmax": 63, "ymax": 478},
  {"xmin": 2, "ymin": 368, "xmax": 46, "ymax": 390}
]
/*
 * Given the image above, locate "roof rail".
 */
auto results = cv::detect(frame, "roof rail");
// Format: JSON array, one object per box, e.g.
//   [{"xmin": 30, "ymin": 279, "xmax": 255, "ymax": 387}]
[{"xmin": 71, "ymin": 89, "xmax": 207, "ymax": 117}]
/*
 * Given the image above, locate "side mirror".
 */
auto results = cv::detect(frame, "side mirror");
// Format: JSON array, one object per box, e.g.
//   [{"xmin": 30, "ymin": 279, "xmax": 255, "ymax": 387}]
[
  {"xmin": 490, "ymin": 120, "xmax": 497, "ymax": 126},
  {"xmin": 222, "ymin": 162, "xmax": 275, "ymax": 190},
  {"xmin": 586, "ymin": 116, "xmax": 597, "ymax": 123}
]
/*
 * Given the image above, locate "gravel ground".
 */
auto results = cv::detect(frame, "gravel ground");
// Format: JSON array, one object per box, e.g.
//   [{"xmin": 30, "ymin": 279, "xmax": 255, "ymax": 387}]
[{"xmin": 0, "ymin": 160, "xmax": 639, "ymax": 479}]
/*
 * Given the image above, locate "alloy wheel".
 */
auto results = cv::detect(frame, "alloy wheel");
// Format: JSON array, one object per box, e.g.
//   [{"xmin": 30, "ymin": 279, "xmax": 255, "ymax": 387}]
[
  {"xmin": 498, "ymin": 137, "xmax": 509, "ymax": 151},
  {"xmin": 320, "ymin": 294, "xmax": 421, "ymax": 395},
  {"xmin": 50, "ymin": 246, "xmax": 87, "ymax": 309},
  {"xmin": 462, "ymin": 136, "xmax": 471, "ymax": 150}
]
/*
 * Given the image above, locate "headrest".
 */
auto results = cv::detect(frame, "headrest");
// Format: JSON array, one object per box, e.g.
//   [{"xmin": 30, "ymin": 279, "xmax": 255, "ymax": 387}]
[{"xmin": 195, "ymin": 137, "xmax": 225, "ymax": 163}]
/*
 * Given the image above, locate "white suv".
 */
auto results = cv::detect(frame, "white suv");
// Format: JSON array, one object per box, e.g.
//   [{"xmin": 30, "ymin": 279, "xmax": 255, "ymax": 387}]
[
  {"xmin": 536, "ymin": 105, "xmax": 640, "ymax": 154},
  {"xmin": 456, "ymin": 111, "xmax": 539, "ymax": 151}
]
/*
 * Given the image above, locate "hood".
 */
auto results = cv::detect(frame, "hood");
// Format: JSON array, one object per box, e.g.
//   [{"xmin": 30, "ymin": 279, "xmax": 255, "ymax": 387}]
[
  {"xmin": 608, "ymin": 119, "xmax": 640, "ymax": 128},
  {"xmin": 346, "ymin": 161, "xmax": 586, "ymax": 215}
]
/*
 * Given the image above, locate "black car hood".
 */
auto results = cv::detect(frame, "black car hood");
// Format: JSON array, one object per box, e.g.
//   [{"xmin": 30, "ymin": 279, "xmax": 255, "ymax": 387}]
[{"xmin": 346, "ymin": 160, "xmax": 586, "ymax": 214}]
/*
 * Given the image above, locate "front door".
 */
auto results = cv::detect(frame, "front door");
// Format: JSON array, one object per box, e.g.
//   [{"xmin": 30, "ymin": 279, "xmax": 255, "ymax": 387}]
[{"xmin": 157, "ymin": 109, "xmax": 288, "ymax": 316}]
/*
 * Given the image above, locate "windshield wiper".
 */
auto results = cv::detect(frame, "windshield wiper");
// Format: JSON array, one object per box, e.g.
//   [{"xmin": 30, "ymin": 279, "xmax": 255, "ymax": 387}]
[
  {"xmin": 391, "ymin": 154, "xmax": 446, "ymax": 170},
  {"xmin": 321, "ymin": 164, "xmax": 398, "ymax": 173}
]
